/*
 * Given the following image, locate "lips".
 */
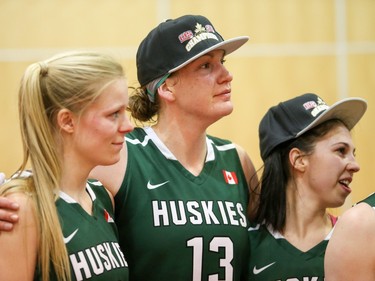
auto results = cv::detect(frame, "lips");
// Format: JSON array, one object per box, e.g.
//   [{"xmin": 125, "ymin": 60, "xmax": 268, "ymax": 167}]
[
  {"xmin": 339, "ymin": 178, "xmax": 352, "ymax": 193},
  {"xmin": 112, "ymin": 140, "xmax": 124, "ymax": 148},
  {"xmin": 214, "ymin": 89, "xmax": 231, "ymax": 100}
]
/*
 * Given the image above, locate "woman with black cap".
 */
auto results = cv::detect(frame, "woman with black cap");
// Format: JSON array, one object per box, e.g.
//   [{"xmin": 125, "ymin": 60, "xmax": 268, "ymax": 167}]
[
  {"xmin": 0, "ymin": 15, "xmax": 256, "ymax": 280},
  {"xmin": 248, "ymin": 93, "xmax": 367, "ymax": 280},
  {"xmin": 90, "ymin": 14, "xmax": 258, "ymax": 281}
]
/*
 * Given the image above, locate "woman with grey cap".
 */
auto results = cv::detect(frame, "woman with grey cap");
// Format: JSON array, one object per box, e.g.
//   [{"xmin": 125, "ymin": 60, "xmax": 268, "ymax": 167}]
[
  {"xmin": 248, "ymin": 93, "xmax": 367, "ymax": 280},
  {"xmin": 88, "ymin": 15, "xmax": 256, "ymax": 280}
]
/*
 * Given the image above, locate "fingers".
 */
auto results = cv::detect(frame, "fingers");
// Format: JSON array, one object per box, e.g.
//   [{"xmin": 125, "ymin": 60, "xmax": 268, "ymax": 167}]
[
  {"xmin": 0, "ymin": 174, "xmax": 20, "ymax": 232},
  {"xmin": 0, "ymin": 208, "xmax": 19, "ymax": 231},
  {"xmin": 0, "ymin": 174, "xmax": 20, "ymax": 231},
  {"xmin": 0, "ymin": 197, "xmax": 20, "ymax": 211},
  {"xmin": 0, "ymin": 220, "xmax": 17, "ymax": 231},
  {"xmin": 0, "ymin": 197, "xmax": 19, "ymax": 231}
]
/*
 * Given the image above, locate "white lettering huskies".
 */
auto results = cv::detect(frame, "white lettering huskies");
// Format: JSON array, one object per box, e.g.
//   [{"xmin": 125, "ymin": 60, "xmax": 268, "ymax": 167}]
[
  {"xmin": 152, "ymin": 200, "xmax": 247, "ymax": 227},
  {"xmin": 70, "ymin": 242, "xmax": 127, "ymax": 281}
]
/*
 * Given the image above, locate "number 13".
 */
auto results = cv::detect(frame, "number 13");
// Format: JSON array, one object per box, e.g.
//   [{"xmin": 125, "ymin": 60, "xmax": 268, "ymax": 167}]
[{"xmin": 187, "ymin": 237, "xmax": 233, "ymax": 281}]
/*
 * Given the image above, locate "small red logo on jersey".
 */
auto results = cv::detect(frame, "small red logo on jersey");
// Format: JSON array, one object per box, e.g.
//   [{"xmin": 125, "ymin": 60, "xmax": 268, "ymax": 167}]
[
  {"xmin": 104, "ymin": 209, "xmax": 114, "ymax": 223},
  {"xmin": 222, "ymin": 170, "xmax": 238, "ymax": 185}
]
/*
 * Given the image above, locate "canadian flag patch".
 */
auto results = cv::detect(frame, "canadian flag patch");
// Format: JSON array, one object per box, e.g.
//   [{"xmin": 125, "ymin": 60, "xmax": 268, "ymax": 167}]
[
  {"xmin": 104, "ymin": 209, "xmax": 114, "ymax": 223},
  {"xmin": 222, "ymin": 170, "xmax": 238, "ymax": 185}
]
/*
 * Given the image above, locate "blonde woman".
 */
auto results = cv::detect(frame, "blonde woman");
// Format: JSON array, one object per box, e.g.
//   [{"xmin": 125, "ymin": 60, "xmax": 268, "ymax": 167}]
[{"xmin": 0, "ymin": 51, "xmax": 132, "ymax": 281}]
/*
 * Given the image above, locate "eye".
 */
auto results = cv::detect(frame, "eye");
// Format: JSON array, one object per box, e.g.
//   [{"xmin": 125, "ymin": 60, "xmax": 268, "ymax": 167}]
[
  {"xmin": 221, "ymin": 58, "xmax": 226, "ymax": 64},
  {"xmin": 111, "ymin": 111, "xmax": 120, "ymax": 119},
  {"xmin": 336, "ymin": 146, "xmax": 347, "ymax": 156},
  {"xmin": 200, "ymin": 62, "xmax": 210, "ymax": 69}
]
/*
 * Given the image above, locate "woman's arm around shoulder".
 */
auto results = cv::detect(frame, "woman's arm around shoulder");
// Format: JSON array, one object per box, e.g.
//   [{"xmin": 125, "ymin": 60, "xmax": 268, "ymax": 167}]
[
  {"xmin": 90, "ymin": 142, "xmax": 128, "ymax": 198},
  {"xmin": 325, "ymin": 202, "xmax": 375, "ymax": 281},
  {"xmin": 0, "ymin": 192, "xmax": 39, "ymax": 281}
]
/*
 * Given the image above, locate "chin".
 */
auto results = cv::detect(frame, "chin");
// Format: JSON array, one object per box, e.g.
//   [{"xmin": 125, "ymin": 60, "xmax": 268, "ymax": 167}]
[
  {"xmin": 219, "ymin": 103, "xmax": 234, "ymax": 114},
  {"xmin": 101, "ymin": 156, "xmax": 121, "ymax": 166}
]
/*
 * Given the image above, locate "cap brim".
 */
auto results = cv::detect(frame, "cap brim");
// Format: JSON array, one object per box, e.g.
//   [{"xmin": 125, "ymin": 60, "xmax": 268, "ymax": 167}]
[
  {"xmin": 168, "ymin": 36, "xmax": 249, "ymax": 73},
  {"xmin": 296, "ymin": 97, "xmax": 367, "ymax": 136}
]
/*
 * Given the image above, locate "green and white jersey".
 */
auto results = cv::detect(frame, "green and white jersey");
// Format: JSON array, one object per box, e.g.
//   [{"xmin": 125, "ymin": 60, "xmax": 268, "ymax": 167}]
[
  {"xmin": 43, "ymin": 181, "xmax": 129, "ymax": 281},
  {"xmin": 115, "ymin": 127, "xmax": 250, "ymax": 281},
  {"xmin": 248, "ymin": 223, "xmax": 330, "ymax": 281},
  {"xmin": 357, "ymin": 192, "xmax": 375, "ymax": 208}
]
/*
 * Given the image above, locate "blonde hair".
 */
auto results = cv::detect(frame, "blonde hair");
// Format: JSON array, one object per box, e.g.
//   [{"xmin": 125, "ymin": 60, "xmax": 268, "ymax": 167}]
[{"xmin": 2, "ymin": 51, "xmax": 124, "ymax": 281}]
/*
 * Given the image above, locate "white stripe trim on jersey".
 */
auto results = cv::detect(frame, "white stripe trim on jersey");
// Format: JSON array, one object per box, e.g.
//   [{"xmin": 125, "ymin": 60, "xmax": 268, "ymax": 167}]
[
  {"xmin": 248, "ymin": 224, "xmax": 260, "ymax": 231},
  {"xmin": 126, "ymin": 134, "xmax": 151, "ymax": 147},
  {"xmin": 266, "ymin": 224, "xmax": 332, "ymax": 241},
  {"xmin": 130, "ymin": 127, "xmax": 219, "ymax": 163},
  {"xmin": 213, "ymin": 142, "xmax": 236, "ymax": 151},
  {"xmin": 59, "ymin": 183, "xmax": 97, "ymax": 203},
  {"xmin": 143, "ymin": 126, "xmax": 177, "ymax": 160}
]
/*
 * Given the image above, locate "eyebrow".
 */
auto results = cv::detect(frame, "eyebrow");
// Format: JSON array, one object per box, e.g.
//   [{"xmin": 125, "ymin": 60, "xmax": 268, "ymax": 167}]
[{"xmin": 335, "ymin": 142, "xmax": 356, "ymax": 153}]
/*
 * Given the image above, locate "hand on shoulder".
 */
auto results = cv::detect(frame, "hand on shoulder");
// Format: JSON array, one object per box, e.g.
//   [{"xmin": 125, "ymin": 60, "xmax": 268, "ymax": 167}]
[{"xmin": 0, "ymin": 191, "xmax": 39, "ymax": 280}]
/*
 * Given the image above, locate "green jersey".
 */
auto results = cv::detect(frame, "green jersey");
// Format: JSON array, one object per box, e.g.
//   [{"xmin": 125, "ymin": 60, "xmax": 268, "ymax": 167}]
[
  {"xmin": 36, "ymin": 181, "xmax": 128, "ymax": 281},
  {"xmin": 115, "ymin": 127, "xmax": 250, "ymax": 281},
  {"xmin": 358, "ymin": 192, "xmax": 375, "ymax": 207},
  {"xmin": 248, "ymin": 224, "xmax": 330, "ymax": 281}
]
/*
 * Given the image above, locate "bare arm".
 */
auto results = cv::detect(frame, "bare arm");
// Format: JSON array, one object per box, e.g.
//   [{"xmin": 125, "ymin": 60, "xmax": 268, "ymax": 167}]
[
  {"xmin": 325, "ymin": 203, "xmax": 375, "ymax": 281},
  {"xmin": 235, "ymin": 144, "xmax": 259, "ymax": 221},
  {"xmin": 0, "ymin": 192, "xmax": 39, "ymax": 280},
  {"xmin": 89, "ymin": 141, "xmax": 128, "ymax": 197}
]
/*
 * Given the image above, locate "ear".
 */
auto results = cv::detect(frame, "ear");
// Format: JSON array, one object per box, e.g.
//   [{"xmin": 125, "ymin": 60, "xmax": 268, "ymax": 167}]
[
  {"xmin": 289, "ymin": 147, "xmax": 307, "ymax": 172},
  {"xmin": 57, "ymin": 109, "xmax": 75, "ymax": 134},
  {"xmin": 157, "ymin": 79, "xmax": 176, "ymax": 102}
]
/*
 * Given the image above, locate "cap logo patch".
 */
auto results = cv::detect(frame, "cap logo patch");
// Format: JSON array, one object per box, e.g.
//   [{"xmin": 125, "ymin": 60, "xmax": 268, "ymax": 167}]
[
  {"xmin": 303, "ymin": 97, "xmax": 329, "ymax": 117},
  {"xmin": 178, "ymin": 31, "xmax": 194, "ymax": 43},
  {"xmin": 181, "ymin": 23, "xmax": 219, "ymax": 52}
]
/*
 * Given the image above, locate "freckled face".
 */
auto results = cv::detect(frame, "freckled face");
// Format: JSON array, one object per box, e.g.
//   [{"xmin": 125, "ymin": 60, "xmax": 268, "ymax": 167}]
[
  {"xmin": 168, "ymin": 50, "xmax": 234, "ymax": 125},
  {"xmin": 304, "ymin": 124, "xmax": 360, "ymax": 208},
  {"xmin": 73, "ymin": 78, "xmax": 133, "ymax": 167}
]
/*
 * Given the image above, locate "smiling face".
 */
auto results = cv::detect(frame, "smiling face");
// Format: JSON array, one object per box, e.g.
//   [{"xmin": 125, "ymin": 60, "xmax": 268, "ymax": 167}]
[
  {"xmin": 164, "ymin": 49, "xmax": 234, "ymax": 126},
  {"xmin": 300, "ymin": 123, "xmax": 360, "ymax": 208},
  {"xmin": 71, "ymin": 78, "xmax": 133, "ymax": 168}
]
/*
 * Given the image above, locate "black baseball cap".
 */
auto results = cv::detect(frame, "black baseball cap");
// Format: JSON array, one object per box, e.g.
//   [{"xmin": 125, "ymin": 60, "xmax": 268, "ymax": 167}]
[
  {"xmin": 136, "ymin": 14, "xmax": 249, "ymax": 87},
  {"xmin": 259, "ymin": 93, "xmax": 367, "ymax": 161}
]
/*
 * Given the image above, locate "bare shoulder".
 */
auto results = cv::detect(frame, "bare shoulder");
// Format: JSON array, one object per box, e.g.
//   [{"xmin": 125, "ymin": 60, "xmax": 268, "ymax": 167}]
[
  {"xmin": 337, "ymin": 202, "xmax": 375, "ymax": 230},
  {"xmin": 234, "ymin": 144, "xmax": 256, "ymax": 176},
  {"xmin": 235, "ymin": 144, "xmax": 260, "ymax": 219},
  {"xmin": 0, "ymin": 191, "xmax": 39, "ymax": 281},
  {"xmin": 5, "ymin": 191, "xmax": 38, "ymax": 229},
  {"xmin": 325, "ymin": 202, "xmax": 375, "ymax": 281}
]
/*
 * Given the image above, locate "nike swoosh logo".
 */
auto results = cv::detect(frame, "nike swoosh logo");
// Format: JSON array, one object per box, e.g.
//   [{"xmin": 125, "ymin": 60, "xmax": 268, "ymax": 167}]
[
  {"xmin": 147, "ymin": 180, "xmax": 169, "ymax": 190},
  {"xmin": 253, "ymin": 262, "xmax": 276, "ymax": 275},
  {"xmin": 63, "ymin": 229, "xmax": 79, "ymax": 244}
]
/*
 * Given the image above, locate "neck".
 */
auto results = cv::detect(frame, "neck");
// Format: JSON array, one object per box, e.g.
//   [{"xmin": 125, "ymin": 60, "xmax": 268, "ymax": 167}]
[
  {"xmin": 282, "ymin": 187, "xmax": 333, "ymax": 251},
  {"xmin": 152, "ymin": 123, "xmax": 207, "ymax": 176}
]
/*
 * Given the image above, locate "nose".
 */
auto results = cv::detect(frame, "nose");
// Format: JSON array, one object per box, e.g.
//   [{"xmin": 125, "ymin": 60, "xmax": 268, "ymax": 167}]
[
  {"xmin": 347, "ymin": 156, "xmax": 360, "ymax": 174},
  {"xmin": 218, "ymin": 64, "xmax": 233, "ymax": 84},
  {"xmin": 119, "ymin": 113, "xmax": 134, "ymax": 134}
]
